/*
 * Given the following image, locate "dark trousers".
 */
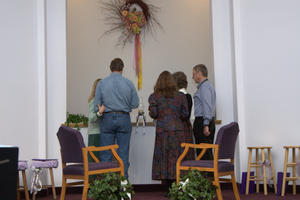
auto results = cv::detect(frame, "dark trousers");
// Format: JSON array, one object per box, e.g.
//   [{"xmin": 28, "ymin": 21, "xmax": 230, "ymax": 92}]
[{"xmin": 193, "ymin": 117, "xmax": 215, "ymax": 160}]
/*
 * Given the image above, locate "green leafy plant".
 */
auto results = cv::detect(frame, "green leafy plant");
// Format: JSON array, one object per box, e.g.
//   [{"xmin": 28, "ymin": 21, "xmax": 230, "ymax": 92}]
[
  {"xmin": 88, "ymin": 172, "xmax": 134, "ymax": 200},
  {"xmin": 169, "ymin": 170, "xmax": 216, "ymax": 200},
  {"xmin": 65, "ymin": 112, "xmax": 88, "ymax": 130}
]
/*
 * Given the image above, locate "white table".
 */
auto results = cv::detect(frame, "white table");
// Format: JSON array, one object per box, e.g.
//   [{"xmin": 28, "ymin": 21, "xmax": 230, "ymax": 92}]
[
  {"xmin": 128, "ymin": 126, "xmax": 161, "ymax": 185},
  {"xmin": 82, "ymin": 125, "xmax": 160, "ymax": 184}
]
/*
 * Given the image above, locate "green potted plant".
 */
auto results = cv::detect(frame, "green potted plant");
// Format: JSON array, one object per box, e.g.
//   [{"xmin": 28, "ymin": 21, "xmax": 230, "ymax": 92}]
[
  {"xmin": 64, "ymin": 112, "xmax": 88, "ymax": 130},
  {"xmin": 88, "ymin": 172, "xmax": 134, "ymax": 200},
  {"xmin": 169, "ymin": 170, "xmax": 216, "ymax": 200}
]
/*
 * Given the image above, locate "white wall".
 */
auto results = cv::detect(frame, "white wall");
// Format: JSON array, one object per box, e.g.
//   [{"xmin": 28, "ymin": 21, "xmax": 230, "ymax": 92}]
[
  {"xmin": 0, "ymin": 0, "xmax": 39, "ymax": 160},
  {"xmin": 0, "ymin": 0, "xmax": 66, "ymax": 186},
  {"xmin": 235, "ymin": 0, "xmax": 300, "ymax": 174},
  {"xmin": 67, "ymin": 0, "xmax": 214, "ymax": 121}
]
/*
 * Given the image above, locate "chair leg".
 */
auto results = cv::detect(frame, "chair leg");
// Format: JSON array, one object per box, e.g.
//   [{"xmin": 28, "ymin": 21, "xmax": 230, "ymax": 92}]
[
  {"xmin": 255, "ymin": 149, "xmax": 259, "ymax": 193},
  {"xmin": 268, "ymin": 149, "xmax": 277, "ymax": 194},
  {"xmin": 22, "ymin": 170, "xmax": 30, "ymax": 200},
  {"xmin": 246, "ymin": 149, "xmax": 252, "ymax": 195},
  {"xmin": 60, "ymin": 176, "xmax": 67, "ymax": 200},
  {"xmin": 292, "ymin": 148, "xmax": 296, "ymax": 195},
  {"xmin": 231, "ymin": 172, "xmax": 240, "ymax": 200},
  {"xmin": 176, "ymin": 168, "xmax": 180, "ymax": 184},
  {"xmin": 17, "ymin": 173, "xmax": 21, "ymax": 200},
  {"xmin": 214, "ymin": 175, "xmax": 223, "ymax": 200},
  {"xmin": 49, "ymin": 168, "xmax": 57, "ymax": 199},
  {"xmin": 261, "ymin": 150, "xmax": 268, "ymax": 195},
  {"xmin": 282, "ymin": 148, "xmax": 289, "ymax": 196},
  {"xmin": 82, "ymin": 178, "xmax": 89, "ymax": 200}
]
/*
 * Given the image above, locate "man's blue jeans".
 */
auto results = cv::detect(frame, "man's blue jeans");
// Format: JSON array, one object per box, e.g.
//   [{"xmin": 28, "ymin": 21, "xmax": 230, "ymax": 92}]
[{"xmin": 99, "ymin": 113, "xmax": 132, "ymax": 178}]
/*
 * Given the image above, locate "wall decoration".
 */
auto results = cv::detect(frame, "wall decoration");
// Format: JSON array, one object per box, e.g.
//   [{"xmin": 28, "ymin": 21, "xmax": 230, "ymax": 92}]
[{"xmin": 101, "ymin": 0, "xmax": 162, "ymax": 90}]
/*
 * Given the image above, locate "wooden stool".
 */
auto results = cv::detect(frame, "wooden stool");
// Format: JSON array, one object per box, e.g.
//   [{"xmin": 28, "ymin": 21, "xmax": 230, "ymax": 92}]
[
  {"xmin": 31, "ymin": 159, "xmax": 59, "ymax": 199},
  {"xmin": 246, "ymin": 146, "xmax": 277, "ymax": 195},
  {"xmin": 281, "ymin": 146, "xmax": 300, "ymax": 196},
  {"xmin": 17, "ymin": 160, "xmax": 30, "ymax": 200}
]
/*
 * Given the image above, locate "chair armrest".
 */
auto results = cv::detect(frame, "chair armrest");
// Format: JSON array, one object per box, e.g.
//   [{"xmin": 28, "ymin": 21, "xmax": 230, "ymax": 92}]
[
  {"xmin": 86, "ymin": 146, "xmax": 100, "ymax": 163},
  {"xmin": 82, "ymin": 145, "xmax": 119, "ymax": 163},
  {"xmin": 181, "ymin": 143, "xmax": 217, "ymax": 149},
  {"xmin": 195, "ymin": 143, "xmax": 218, "ymax": 160},
  {"xmin": 83, "ymin": 144, "xmax": 119, "ymax": 152},
  {"xmin": 176, "ymin": 144, "xmax": 190, "ymax": 167},
  {"xmin": 82, "ymin": 145, "xmax": 124, "ymax": 173},
  {"xmin": 179, "ymin": 143, "xmax": 219, "ymax": 161},
  {"xmin": 177, "ymin": 143, "xmax": 220, "ymax": 177}
]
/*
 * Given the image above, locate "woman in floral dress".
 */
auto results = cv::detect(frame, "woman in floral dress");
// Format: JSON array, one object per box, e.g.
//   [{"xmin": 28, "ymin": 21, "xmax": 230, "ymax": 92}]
[{"xmin": 148, "ymin": 71, "xmax": 189, "ymax": 184}]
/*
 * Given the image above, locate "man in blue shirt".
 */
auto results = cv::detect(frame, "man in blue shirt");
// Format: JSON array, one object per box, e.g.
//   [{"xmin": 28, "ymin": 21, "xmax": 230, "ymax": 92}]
[
  {"xmin": 192, "ymin": 64, "xmax": 216, "ymax": 160},
  {"xmin": 94, "ymin": 58, "xmax": 139, "ymax": 178}
]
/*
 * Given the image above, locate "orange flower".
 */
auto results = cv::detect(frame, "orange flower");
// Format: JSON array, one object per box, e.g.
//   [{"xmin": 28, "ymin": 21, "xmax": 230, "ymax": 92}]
[
  {"xmin": 132, "ymin": 23, "xmax": 138, "ymax": 29},
  {"xmin": 122, "ymin": 10, "xmax": 128, "ymax": 16},
  {"xmin": 132, "ymin": 15, "xmax": 138, "ymax": 22}
]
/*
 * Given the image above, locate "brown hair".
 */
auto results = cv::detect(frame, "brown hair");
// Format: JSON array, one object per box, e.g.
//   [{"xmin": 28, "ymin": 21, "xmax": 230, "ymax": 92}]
[
  {"xmin": 88, "ymin": 78, "xmax": 101, "ymax": 103},
  {"xmin": 110, "ymin": 58, "xmax": 124, "ymax": 72},
  {"xmin": 193, "ymin": 64, "xmax": 208, "ymax": 77},
  {"xmin": 154, "ymin": 71, "xmax": 177, "ymax": 98},
  {"xmin": 173, "ymin": 71, "xmax": 188, "ymax": 89}
]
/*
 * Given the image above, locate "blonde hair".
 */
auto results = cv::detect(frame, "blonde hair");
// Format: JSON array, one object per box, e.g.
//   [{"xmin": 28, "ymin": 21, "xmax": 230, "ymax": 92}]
[{"xmin": 88, "ymin": 78, "xmax": 101, "ymax": 103}]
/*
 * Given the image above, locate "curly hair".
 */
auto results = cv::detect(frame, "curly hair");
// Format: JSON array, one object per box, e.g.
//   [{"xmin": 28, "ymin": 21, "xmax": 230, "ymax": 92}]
[{"xmin": 154, "ymin": 71, "xmax": 178, "ymax": 98}]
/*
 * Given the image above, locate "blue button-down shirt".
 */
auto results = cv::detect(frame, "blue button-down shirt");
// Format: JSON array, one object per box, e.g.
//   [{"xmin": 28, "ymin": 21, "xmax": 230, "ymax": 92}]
[
  {"xmin": 94, "ymin": 72, "xmax": 139, "ymax": 113},
  {"xmin": 193, "ymin": 79, "xmax": 216, "ymax": 125}
]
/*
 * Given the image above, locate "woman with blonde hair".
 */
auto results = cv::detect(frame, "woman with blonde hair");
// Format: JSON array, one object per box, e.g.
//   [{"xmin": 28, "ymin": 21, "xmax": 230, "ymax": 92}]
[
  {"xmin": 148, "ymin": 71, "xmax": 189, "ymax": 188},
  {"xmin": 88, "ymin": 78, "xmax": 104, "ymax": 161}
]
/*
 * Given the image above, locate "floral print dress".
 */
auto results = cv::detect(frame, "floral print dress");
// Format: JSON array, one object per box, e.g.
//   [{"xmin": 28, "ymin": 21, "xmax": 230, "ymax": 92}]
[{"xmin": 148, "ymin": 92, "xmax": 189, "ymax": 180}]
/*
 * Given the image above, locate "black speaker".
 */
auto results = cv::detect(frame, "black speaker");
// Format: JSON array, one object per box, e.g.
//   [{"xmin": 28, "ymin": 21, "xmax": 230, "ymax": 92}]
[{"xmin": 0, "ymin": 145, "xmax": 18, "ymax": 200}]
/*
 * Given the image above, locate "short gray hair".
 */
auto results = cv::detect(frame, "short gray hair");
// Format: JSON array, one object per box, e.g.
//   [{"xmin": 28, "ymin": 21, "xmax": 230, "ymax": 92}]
[{"xmin": 193, "ymin": 64, "xmax": 208, "ymax": 77}]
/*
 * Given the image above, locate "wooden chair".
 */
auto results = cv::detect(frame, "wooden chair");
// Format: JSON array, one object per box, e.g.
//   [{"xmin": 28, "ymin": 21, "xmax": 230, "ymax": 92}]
[
  {"xmin": 246, "ymin": 146, "xmax": 277, "ymax": 195},
  {"xmin": 176, "ymin": 122, "xmax": 240, "ymax": 200},
  {"xmin": 57, "ymin": 126, "xmax": 124, "ymax": 200},
  {"xmin": 30, "ymin": 159, "xmax": 59, "ymax": 200},
  {"xmin": 281, "ymin": 145, "xmax": 300, "ymax": 196},
  {"xmin": 17, "ymin": 160, "xmax": 30, "ymax": 200}
]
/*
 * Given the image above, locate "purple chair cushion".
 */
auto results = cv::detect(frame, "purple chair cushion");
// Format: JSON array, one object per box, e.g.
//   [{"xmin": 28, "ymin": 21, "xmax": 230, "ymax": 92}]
[
  {"xmin": 63, "ymin": 162, "xmax": 120, "ymax": 175},
  {"xmin": 181, "ymin": 160, "xmax": 234, "ymax": 172},
  {"xmin": 18, "ymin": 160, "xmax": 28, "ymax": 171},
  {"xmin": 31, "ymin": 159, "xmax": 59, "ymax": 168}
]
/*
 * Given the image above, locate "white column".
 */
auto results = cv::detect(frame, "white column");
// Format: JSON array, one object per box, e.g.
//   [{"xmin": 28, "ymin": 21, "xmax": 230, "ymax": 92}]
[
  {"xmin": 231, "ymin": 0, "xmax": 248, "ymax": 175},
  {"xmin": 211, "ymin": 0, "xmax": 244, "ymax": 181},
  {"xmin": 46, "ymin": 0, "xmax": 67, "ymax": 185},
  {"xmin": 37, "ymin": 0, "xmax": 47, "ymax": 159}
]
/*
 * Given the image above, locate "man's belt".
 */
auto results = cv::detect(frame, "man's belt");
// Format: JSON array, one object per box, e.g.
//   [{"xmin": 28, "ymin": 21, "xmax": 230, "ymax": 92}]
[{"xmin": 104, "ymin": 111, "xmax": 129, "ymax": 115}]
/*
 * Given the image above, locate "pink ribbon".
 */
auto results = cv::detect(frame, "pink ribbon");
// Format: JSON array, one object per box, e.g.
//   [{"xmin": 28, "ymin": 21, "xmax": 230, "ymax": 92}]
[{"xmin": 258, "ymin": 160, "xmax": 273, "ymax": 180}]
